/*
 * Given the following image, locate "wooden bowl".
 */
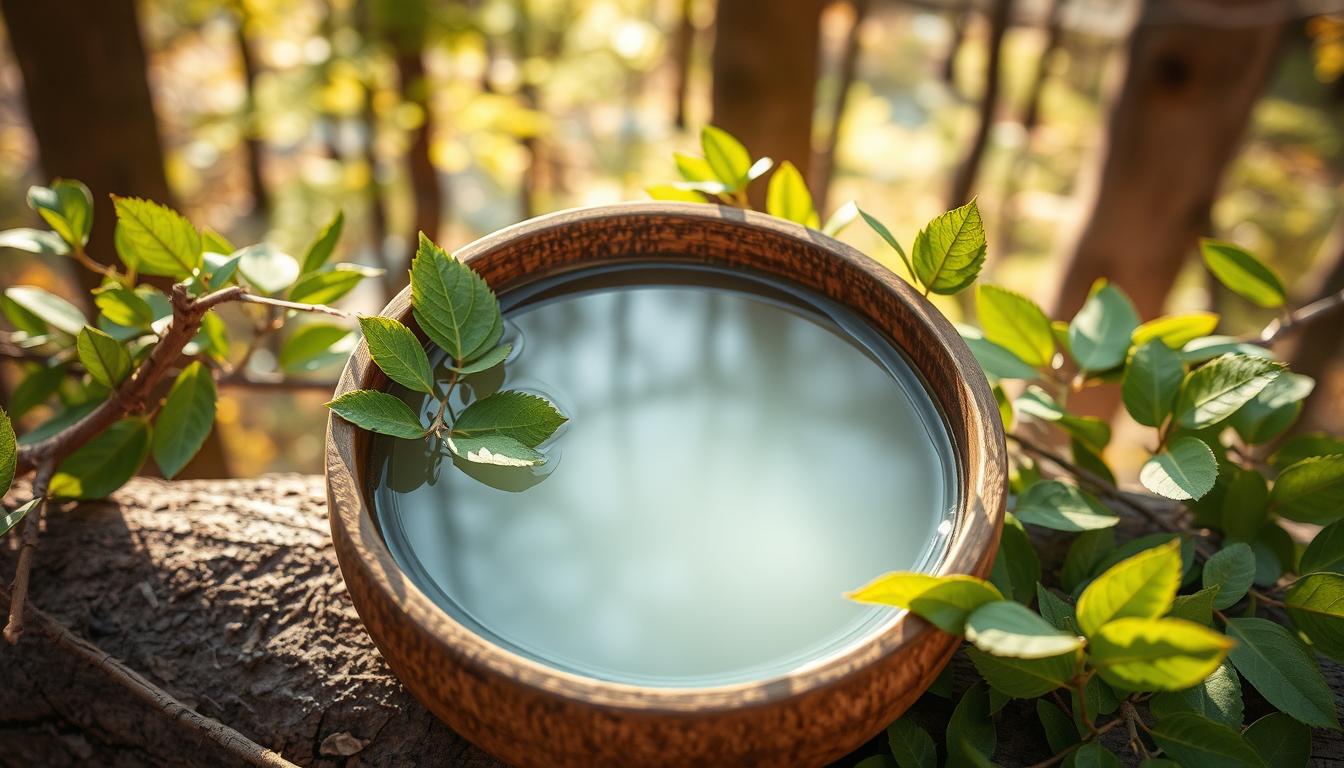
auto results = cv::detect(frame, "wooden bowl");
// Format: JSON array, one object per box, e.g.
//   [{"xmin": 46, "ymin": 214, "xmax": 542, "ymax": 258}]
[{"xmin": 325, "ymin": 203, "xmax": 1006, "ymax": 767}]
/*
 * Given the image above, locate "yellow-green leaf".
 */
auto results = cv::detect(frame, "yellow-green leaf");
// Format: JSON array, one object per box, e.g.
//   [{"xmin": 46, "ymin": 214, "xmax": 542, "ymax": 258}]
[
  {"xmin": 765, "ymin": 161, "xmax": 819, "ymax": 227},
  {"xmin": 1201, "ymin": 239, "xmax": 1286, "ymax": 309},
  {"xmin": 1076, "ymin": 539, "xmax": 1181, "ymax": 636},
  {"xmin": 976, "ymin": 285, "xmax": 1053, "ymax": 367},
  {"xmin": 1132, "ymin": 311, "xmax": 1220, "ymax": 348},
  {"xmin": 410, "ymin": 233, "xmax": 499, "ymax": 361},
  {"xmin": 359, "ymin": 316, "xmax": 434, "ymax": 394},
  {"xmin": 112, "ymin": 196, "xmax": 201, "ymax": 278},
  {"xmin": 76, "ymin": 326, "xmax": 132, "ymax": 389},
  {"xmin": 912, "ymin": 200, "xmax": 987, "ymax": 295},
  {"xmin": 1089, "ymin": 617, "xmax": 1233, "ymax": 691},
  {"xmin": 846, "ymin": 572, "xmax": 1002, "ymax": 634},
  {"xmin": 300, "ymin": 210, "xmax": 344, "ymax": 274}
]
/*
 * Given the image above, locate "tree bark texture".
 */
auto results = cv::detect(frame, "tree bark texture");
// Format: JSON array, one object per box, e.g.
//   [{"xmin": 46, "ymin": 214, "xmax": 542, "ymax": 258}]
[
  {"xmin": 710, "ymin": 0, "xmax": 826, "ymax": 208},
  {"xmin": 946, "ymin": 0, "xmax": 1011, "ymax": 210},
  {"xmin": 1, "ymin": 476, "xmax": 1342, "ymax": 766}
]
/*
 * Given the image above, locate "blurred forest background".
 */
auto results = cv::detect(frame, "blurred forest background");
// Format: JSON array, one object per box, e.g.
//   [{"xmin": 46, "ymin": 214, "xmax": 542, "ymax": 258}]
[{"xmin": 1, "ymin": 0, "xmax": 1342, "ymax": 478}]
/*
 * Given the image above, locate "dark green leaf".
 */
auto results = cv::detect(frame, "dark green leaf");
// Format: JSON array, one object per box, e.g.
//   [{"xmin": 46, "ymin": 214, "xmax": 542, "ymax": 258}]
[
  {"xmin": 1014, "ymin": 480, "xmax": 1118, "ymax": 532},
  {"xmin": 76, "ymin": 326, "xmax": 132, "ymax": 389},
  {"xmin": 301, "ymin": 210, "xmax": 345, "ymax": 274},
  {"xmin": 0, "ymin": 227, "xmax": 70, "ymax": 255},
  {"xmin": 1201, "ymin": 239, "xmax": 1286, "ymax": 309},
  {"xmin": 1122, "ymin": 340, "xmax": 1184, "ymax": 427},
  {"xmin": 1062, "ymin": 529, "xmax": 1114, "ymax": 594},
  {"xmin": 1300, "ymin": 519, "xmax": 1344, "ymax": 575},
  {"xmin": 1175, "ymin": 354, "xmax": 1283, "ymax": 429},
  {"xmin": 10, "ymin": 364, "xmax": 65, "ymax": 419},
  {"xmin": 236, "ymin": 244, "xmax": 300, "ymax": 295},
  {"xmin": 1271, "ymin": 455, "xmax": 1344, "ymax": 525},
  {"xmin": 1068, "ymin": 281, "xmax": 1139, "ymax": 371},
  {"xmin": 1272, "ymin": 433, "xmax": 1344, "ymax": 470},
  {"xmin": 976, "ymin": 285, "xmax": 1053, "ymax": 367},
  {"xmin": 912, "ymin": 200, "xmax": 987, "ymax": 295},
  {"xmin": 1149, "ymin": 661, "xmax": 1243, "ymax": 727},
  {"xmin": 1225, "ymin": 617, "xmax": 1341, "ymax": 729},
  {"xmin": 946, "ymin": 685, "xmax": 995, "ymax": 766},
  {"xmin": 28, "ymin": 179, "xmax": 92, "ymax": 246},
  {"xmin": 1036, "ymin": 585, "xmax": 1078, "ymax": 633},
  {"xmin": 453, "ymin": 343, "xmax": 511, "ymax": 375},
  {"xmin": 151, "ymin": 362, "xmax": 216, "ymax": 479},
  {"xmin": 1284, "ymin": 572, "xmax": 1344, "ymax": 662},
  {"xmin": 112, "ymin": 196, "xmax": 201, "ymax": 277},
  {"xmin": 288, "ymin": 263, "xmax": 381, "ymax": 305},
  {"xmin": 1169, "ymin": 586, "xmax": 1219, "ymax": 626},
  {"xmin": 1252, "ymin": 524, "xmax": 1295, "ymax": 586},
  {"xmin": 1231, "ymin": 373, "xmax": 1314, "ymax": 445},
  {"xmin": 280, "ymin": 324, "xmax": 352, "ymax": 372},
  {"xmin": 1203, "ymin": 542, "xmax": 1256, "ymax": 609},
  {"xmin": 765, "ymin": 161, "xmax": 819, "ymax": 227},
  {"xmin": 1221, "ymin": 468, "xmax": 1270, "ymax": 542},
  {"xmin": 1148, "ymin": 712, "xmax": 1266, "ymax": 768},
  {"xmin": 4, "ymin": 286, "xmax": 85, "ymax": 336},
  {"xmin": 49, "ymin": 417, "xmax": 151, "ymax": 499},
  {"xmin": 359, "ymin": 316, "xmax": 434, "ymax": 394},
  {"xmin": 1140, "ymin": 436, "xmax": 1218, "ymax": 501},
  {"xmin": 447, "ymin": 433, "xmax": 546, "ymax": 467},
  {"xmin": 965, "ymin": 646, "xmax": 1076, "ymax": 699},
  {"xmin": 1244, "ymin": 713, "xmax": 1311, "ymax": 768},
  {"xmin": 1072, "ymin": 743, "xmax": 1121, "ymax": 768},
  {"xmin": 1036, "ymin": 699, "xmax": 1078, "ymax": 754},
  {"xmin": 990, "ymin": 517, "xmax": 1039, "ymax": 604},
  {"xmin": 327, "ymin": 389, "xmax": 426, "ymax": 439},
  {"xmin": 410, "ymin": 234, "xmax": 499, "ymax": 361},
  {"xmin": 886, "ymin": 718, "xmax": 936, "ymax": 768},
  {"xmin": 452, "ymin": 391, "xmax": 566, "ymax": 447}
]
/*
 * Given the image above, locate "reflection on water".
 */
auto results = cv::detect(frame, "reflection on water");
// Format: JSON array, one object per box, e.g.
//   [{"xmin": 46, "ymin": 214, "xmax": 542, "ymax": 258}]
[{"xmin": 370, "ymin": 273, "xmax": 958, "ymax": 687}]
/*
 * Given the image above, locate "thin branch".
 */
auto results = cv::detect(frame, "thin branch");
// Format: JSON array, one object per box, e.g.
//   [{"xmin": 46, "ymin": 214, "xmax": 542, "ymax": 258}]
[
  {"xmin": 1252, "ymin": 286, "xmax": 1344, "ymax": 346},
  {"xmin": 0, "ymin": 584, "xmax": 296, "ymax": 767},
  {"xmin": 3, "ymin": 461, "xmax": 54, "ymax": 644},
  {"xmin": 215, "ymin": 371, "xmax": 338, "ymax": 392},
  {"xmin": 237, "ymin": 292, "xmax": 352, "ymax": 318}
]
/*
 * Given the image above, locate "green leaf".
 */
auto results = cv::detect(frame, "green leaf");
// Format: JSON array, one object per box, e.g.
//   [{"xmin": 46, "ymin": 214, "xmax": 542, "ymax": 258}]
[
  {"xmin": 1272, "ymin": 433, "xmax": 1344, "ymax": 469},
  {"xmin": 859, "ymin": 208, "xmax": 914, "ymax": 277},
  {"xmin": 911, "ymin": 200, "xmax": 987, "ymax": 295},
  {"xmin": 965, "ymin": 646, "xmax": 1076, "ymax": 698},
  {"xmin": 673, "ymin": 151, "xmax": 716, "ymax": 182},
  {"xmin": 1015, "ymin": 386, "xmax": 1110, "ymax": 451},
  {"xmin": 821, "ymin": 200, "xmax": 859, "ymax": 237},
  {"xmin": 0, "ymin": 227, "xmax": 70, "ymax": 255},
  {"xmin": 645, "ymin": 184, "xmax": 705, "ymax": 202},
  {"xmin": 201, "ymin": 227, "xmax": 234, "ymax": 256},
  {"xmin": 4, "ymin": 286, "xmax": 85, "ymax": 336},
  {"xmin": 1068, "ymin": 281, "xmax": 1139, "ymax": 371},
  {"xmin": 28, "ymin": 179, "xmax": 92, "ymax": 246},
  {"xmin": 112, "ymin": 196, "xmax": 201, "ymax": 277},
  {"xmin": 1225, "ymin": 617, "xmax": 1341, "ymax": 729},
  {"xmin": 964, "ymin": 600, "xmax": 1083, "ymax": 658},
  {"xmin": 49, "ymin": 417, "xmax": 152, "ymax": 499},
  {"xmin": 93, "ymin": 286, "xmax": 154, "ymax": 329},
  {"xmin": 846, "ymin": 572, "xmax": 1002, "ymax": 633},
  {"xmin": 410, "ymin": 234, "xmax": 499, "ymax": 361},
  {"xmin": 946, "ymin": 685, "xmax": 995, "ymax": 766},
  {"xmin": 1036, "ymin": 585, "xmax": 1078, "ymax": 634},
  {"xmin": 1132, "ymin": 311, "xmax": 1220, "ymax": 348},
  {"xmin": 1222, "ymin": 468, "xmax": 1270, "ymax": 542},
  {"xmin": 327, "ymin": 389, "xmax": 427, "ymax": 439},
  {"xmin": 765, "ymin": 161, "xmax": 819, "ymax": 227},
  {"xmin": 989, "ymin": 517, "xmax": 1040, "ymax": 604},
  {"xmin": 1300, "ymin": 519, "xmax": 1344, "ymax": 575},
  {"xmin": 957, "ymin": 325, "xmax": 1039, "ymax": 381},
  {"xmin": 452, "ymin": 391, "xmax": 566, "ymax": 447},
  {"xmin": 1202, "ymin": 542, "xmax": 1256, "ymax": 610},
  {"xmin": 1014, "ymin": 481, "xmax": 1118, "ymax": 532},
  {"xmin": 1076, "ymin": 539, "xmax": 1181, "ymax": 636},
  {"xmin": 453, "ymin": 343, "xmax": 511, "ymax": 375},
  {"xmin": 0, "ymin": 407, "xmax": 14, "ymax": 498},
  {"xmin": 280, "ymin": 323, "xmax": 351, "ymax": 372},
  {"xmin": 1252, "ymin": 524, "xmax": 1295, "ymax": 587},
  {"xmin": 1149, "ymin": 661, "xmax": 1243, "ymax": 727},
  {"xmin": 1, "ymin": 498, "xmax": 38, "ymax": 538},
  {"xmin": 236, "ymin": 244, "xmax": 301, "ymax": 295},
  {"xmin": 1230, "ymin": 373, "xmax": 1314, "ymax": 445},
  {"xmin": 1169, "ymin": 586, "xmax": 1219, "ymax": 626},
  {"xmin": 151, "ymin": 362, "xmax": 216, "ymax": 479},
  {"xmin": 1181, "ymin": 335, "xmax": 1275, "ymax": 364},
  {"xmin": 9, "ymin": 366, "xmax": 63, "ymax": 424},
  {"xmin": 1062, "ymin": 529, "xmax": 1114, "ymax": 594},
  {"xmin": 76, "ymin": 326, "xmax": 132, "ymax": 389},
  {"xmin": 700, "ymin": 125, "xmax": 752, "ymax": 189},
  {"xmin": 976, "ymin": 285, "xmax": 1054, "ymax": 367},
  {"xmin": 1176, "ymin": 354, "xmax": 1283, "ymax": 429},
  {"xmin": 1201, "ymin": 239, "xmax": 1286, "ymax": 309},
  {"xmin": 1122, "ymin": 340, "xmax": 1184, "ymax": 427},
  {"xmin": 886, "ymin": 718, "xmax": 936, "ymax": 768},
  {"xmin": 1148, "ymin": 712, "xmax": 1266, "ymax": 768},
  {"xmin": 1072, "ymin": 743, "xmax": 1121, "ymax": 768},
  {"xmin": 359, "ymin": 316, "xmax": 434, "ymax": 394},
  {"xmin": 301, "ymin": 210, "xmax": 345, "ymax": 274},
  {"xmin": 1140, "ymin": 436, "xmax": 1218, "ymax": 501},
  {"xmin": 288, "ymin": 263, "xmax": 381, "ymax": 305},
  {"xmin": 1285, "ymin": 572, "xmax": 1344, "ymax": 662},
  {"xmin": 1243, "ymin": 713, "xmax": 1311, "ymax": 768},
  {"xmin": 1035, "ymin": 699, "xmax": 1078, "ymax": 754},
  {"xmin": 447, "ymin": 433, "xmax": 546, "ymax": 467},
  {"xmin": 203, "ymin": 250, "xmax": 242, "ymax": 290},
  {"xmin": 1271, "ymin": 455, "xmax": 1344, "ymax": 525},
  {"xmin": 1089, "ymin": 617, "xmax": 1232, "ymax": 691},
  {"xmin": 192, "ymin": 311, "xmax": 229, "ymax": 362}
]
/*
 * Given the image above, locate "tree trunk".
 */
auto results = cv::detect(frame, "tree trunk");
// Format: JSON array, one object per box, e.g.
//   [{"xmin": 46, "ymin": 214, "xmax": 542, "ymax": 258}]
[
  {"xmin": 234, "ymin": 8, "xmax": 271, "ymax": 218},
  {"xmin": 813, "ymin": 0, "xmax": 870, "ymax": 215},
  {"xmin": 1046, "ymin": 0, "xmax": 1282, "ymax": 420},
  {"xmin": 1288, "ymin": 215, "xmax": 1344, "ymax": 433},
  {"xmin": 946, "ymin": 0, "xmax": 1011, "ymax": 210},
  {"xmin": 4, "ymin": 475, "xmax": 1342, "ymax": 766},
  {"xmin": 710, "ymin": 0, "xmax": 826, "ymax": 208},
  {"xmin": 670, "ymin": 0, "xmax": 696, "ymax": 129},
  {"xmin": 1, "ymin": 0, "xmax": 231, "ymax": 478},
  {"xmin": 394, "ymin": 51, "xmax": 443, "ymax": 267}
]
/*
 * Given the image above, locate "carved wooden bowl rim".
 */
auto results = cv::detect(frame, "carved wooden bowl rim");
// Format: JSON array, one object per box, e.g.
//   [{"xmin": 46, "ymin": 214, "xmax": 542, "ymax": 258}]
[{"xmin": 325, "ymin": 202, "xmax": 1005, "ymax": 747}]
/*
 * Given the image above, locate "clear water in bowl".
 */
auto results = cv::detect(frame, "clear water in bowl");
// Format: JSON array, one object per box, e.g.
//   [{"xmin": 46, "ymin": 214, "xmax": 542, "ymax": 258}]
[{"xmin": 367, "ymin": 264, "xmax": 958, "ymax": 687}]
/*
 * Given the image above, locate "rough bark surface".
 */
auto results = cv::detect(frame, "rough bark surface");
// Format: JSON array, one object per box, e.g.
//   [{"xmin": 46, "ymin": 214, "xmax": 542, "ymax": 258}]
[{"xmin": 0, "ymin": 476, "xmax": 1340, "ymax": 766}]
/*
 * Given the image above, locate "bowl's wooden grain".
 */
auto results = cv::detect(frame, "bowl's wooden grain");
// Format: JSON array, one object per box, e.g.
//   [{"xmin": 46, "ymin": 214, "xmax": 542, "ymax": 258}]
[{"xmin": 325, "ymin": 203, "xmax": 1007, "ymax": 768}]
